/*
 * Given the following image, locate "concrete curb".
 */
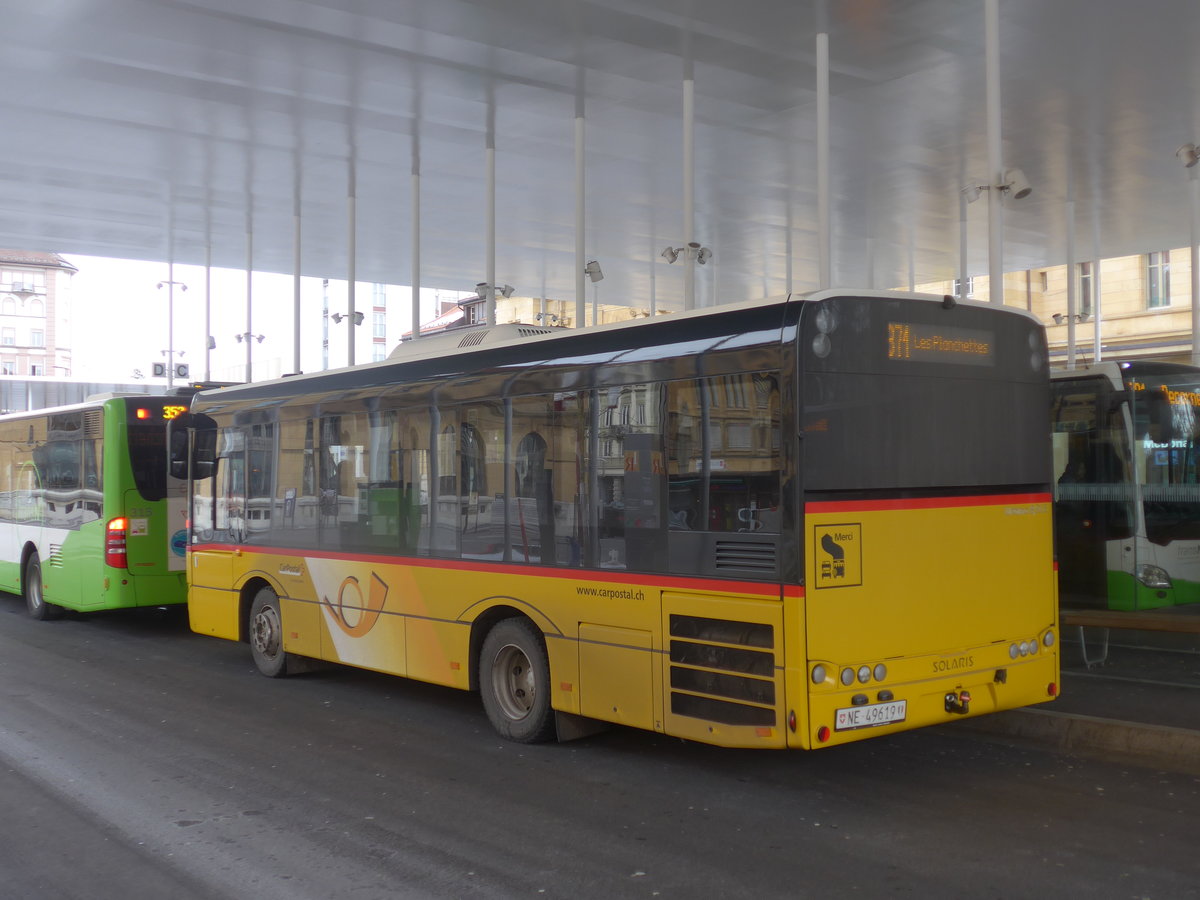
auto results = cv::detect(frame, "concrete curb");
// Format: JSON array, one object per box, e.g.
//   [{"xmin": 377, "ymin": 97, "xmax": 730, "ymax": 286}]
[{"xmin": 948, "ymin": 708, "xmax": 1200, "ymax": 775}]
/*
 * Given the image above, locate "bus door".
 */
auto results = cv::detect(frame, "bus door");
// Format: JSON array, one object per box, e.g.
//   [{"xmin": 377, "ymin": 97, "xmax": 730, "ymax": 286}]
[
  {"xmin": 1050, "ymin": 377, "xmax": 1136, "ymax": 609},
  {"xmin": 187, "ymin": 427, "xmax": 243, "ymax": 640}
]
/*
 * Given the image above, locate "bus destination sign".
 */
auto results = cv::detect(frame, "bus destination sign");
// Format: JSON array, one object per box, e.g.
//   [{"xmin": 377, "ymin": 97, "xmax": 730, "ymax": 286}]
[{"xmin": 886, "ymin": 322, "xmax": 994, "ymax": 366}]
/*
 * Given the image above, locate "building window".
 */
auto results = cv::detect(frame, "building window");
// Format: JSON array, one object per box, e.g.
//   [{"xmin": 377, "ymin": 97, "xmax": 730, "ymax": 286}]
[
  {"xmin": 1077, "ymin": 262, "xmax": 1093, "ymax": 316},
  {"xmin": 372, "ymin": 345, "xmax": 386, "ymax": 362},
  {"xmin": 953, "ymin": 275, "xmax": 976, "ymax": 299},
  {"xmin": 373, "ymin": 311, "xmax": 386, "ymax": 339},
  {"xmin": 1, "ymin": 298, "xmax": 13, "ymax": 315},
  {"xmin": 30, "ymin": 330, "xmax": 44, "ymax": 347},
  {"xmin": 1, "ymin": 361, "xmax": 13, "ymax": 375},
  {"xmin": 1, "ymin": 327, "xmax": 14, "ymax": 346},
  {"xmin": 1147, "ymin": 251, "xmax": 1170, "ymax": 308},
  {"xmin": 29, "ymin": 364, "xmax": 43, "ymax": 376},
  {"xmin": 30, "ymin": 299, "xmax": 44, "ymax": 317}
]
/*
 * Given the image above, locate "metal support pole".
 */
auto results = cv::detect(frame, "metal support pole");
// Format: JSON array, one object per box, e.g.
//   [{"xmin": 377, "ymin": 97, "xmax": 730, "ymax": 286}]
[
  {"xmin": 245, "ymin": 230, "xmax": 253, "ymax": 382},
  {"xmin": 1066, "ymin": 207, "xmax": 1078, "ymax": 368},
  {"xmin": 1092, "ymin": 260, "xmax": 1103, "ymax": 363},
  {"xmin": 817, "ymin": 30, "xmax": 831, "ymax": 289},
  {"xmin": 166, "ymin": 259, "xmax": 175, "ymax": 390},
  {"xmin": 575, "ymin": 108, "xmax": 586, "ymax": 329},
  {"xmin": 347, "ymin": 187, "xmax": 357, "ymax": 366},
  {"xmin": 204, "ymin": 243, "xmax": 212, "ymax": 382},
  {"xmin": 412, "ymin": 170, "xmax": 421, "ymax": 342},
  {"xmin": 985, "ymin": 0, "xmax": 1004, "ymax": 304},
  {"xmin": 293, "ymin": 203, "xmax": 302, "ymax": 375},
  {"xmin": 907, "ymin": 228, "xmax": 916, "ymax": 292},
  {"xmin": 683, "ymin": 71, "xmax": 696, "ymax": 310},
  {"xmin": 486, "ymin": 114, "xmax": 497, "ymax": 326},
  {"xmin": 1191, "ymin": 175, "xmax": 1200, "ymax": 365},
  {"xmin": 958, "ymin": 190, "xmax": 968, "ymax": 298}
]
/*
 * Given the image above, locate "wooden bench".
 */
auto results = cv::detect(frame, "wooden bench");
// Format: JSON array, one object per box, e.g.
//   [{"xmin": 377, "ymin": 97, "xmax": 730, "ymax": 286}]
[{"xmin": 1060, "ymin": 608, "xmax": 1200, "ymax": 667}]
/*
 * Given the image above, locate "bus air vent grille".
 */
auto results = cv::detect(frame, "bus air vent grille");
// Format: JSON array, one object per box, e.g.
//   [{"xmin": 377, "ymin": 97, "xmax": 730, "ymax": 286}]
[
  {"xmin": 47, "ymin": 543, "xmax": 65, "ymax": 568},
  {"xmin": 457, "ymin": 331, "xmax": 490, "ymax": 347},
  {"xmin": 667, "ymin": 614, "xmax": 776, "ymax": 727},
  {"xmin": 713, "ymin": 540, "xmax": 777, "ymax": 572},
  {"xmin": 83, "ymin": 410, "xmax": 103, "ymax": 438}
]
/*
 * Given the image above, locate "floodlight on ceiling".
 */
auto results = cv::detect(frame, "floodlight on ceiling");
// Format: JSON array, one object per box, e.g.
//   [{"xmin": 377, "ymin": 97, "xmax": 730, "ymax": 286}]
[
  {"xmin": 696, "ymin": 247, "xmax": 713, "ymax": 265},
  {"xmin": 584, "ymin": 260, "xmax": 604, "ymax": 282},
  {"xmin": 661, "ymin": 246, "xmax": 680, "ymax": 263},
  {"xmin": 962, "ymin": 168, "xmax": 1033, "ymax": 203},
  {"xmin": 1178, "ymin": 143, "xmax": 1199, "ymax": 168}
]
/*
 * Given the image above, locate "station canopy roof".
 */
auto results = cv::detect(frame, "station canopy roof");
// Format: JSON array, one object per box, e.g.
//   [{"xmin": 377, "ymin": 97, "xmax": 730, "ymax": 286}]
[{"xmin": 3, "ymin": 0, "xmax": 1200, "ymax": 310}]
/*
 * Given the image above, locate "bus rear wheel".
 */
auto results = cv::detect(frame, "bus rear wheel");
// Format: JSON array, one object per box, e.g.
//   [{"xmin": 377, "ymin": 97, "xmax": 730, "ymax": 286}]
[
  {"xmin": 479, "ymin": 618, "xmax": 556, "ymax": 743},
  {"xmin": 249, "ymin": 586, "xmax": 289, "ymax": 678},
  {"xmin": 24, "ymin": 552, "xmax": 61, "ymax": 621}
]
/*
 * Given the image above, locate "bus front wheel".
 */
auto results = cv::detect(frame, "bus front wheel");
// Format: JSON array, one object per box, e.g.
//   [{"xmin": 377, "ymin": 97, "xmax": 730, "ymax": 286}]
[
  {"xmin": 249, "ymin": 586, "xmax": 289, "ymax": 678},
  {"xmin": 479, "ymin": 618, "xmax": 556, "ymax": 743},
  {"xmin": 24, "ymin": 552, "xmax": 61, "ymax": 621}
]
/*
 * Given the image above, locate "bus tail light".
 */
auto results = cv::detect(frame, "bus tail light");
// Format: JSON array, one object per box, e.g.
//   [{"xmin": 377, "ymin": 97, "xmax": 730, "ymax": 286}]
[{"xmin": 105, "ymin": 517, "xmax": 128, "ymax": 569}]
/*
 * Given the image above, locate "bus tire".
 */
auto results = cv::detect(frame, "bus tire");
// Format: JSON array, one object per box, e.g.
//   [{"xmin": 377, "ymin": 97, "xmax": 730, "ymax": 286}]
[
  {"xmin": 479, "ymin": 618, "xmax": 556, "ymax": 743},
  {"xmin": 24, "ymin": 552, "xmax": 62, "ymax": 621},
  {"xmin": 249, "ymin": 586, "xmax": 289, "ymax": 678}
]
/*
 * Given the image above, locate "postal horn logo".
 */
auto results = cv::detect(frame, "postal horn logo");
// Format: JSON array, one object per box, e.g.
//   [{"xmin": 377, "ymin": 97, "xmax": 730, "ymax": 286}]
[{"xmin": 322, "ymin": 572, "xmax": 389, "ymax": 637}]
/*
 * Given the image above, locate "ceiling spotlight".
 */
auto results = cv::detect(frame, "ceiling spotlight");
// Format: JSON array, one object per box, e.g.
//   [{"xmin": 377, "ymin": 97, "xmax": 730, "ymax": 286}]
[
  {"xmin": 1178, "ymin": 143, "xmax": 1199, "ymax": 168},
  {"xmin": 1052, "ymin": 313, "xmax": 1064, "ymax": 325},
  {"xmin": 1002, "ymin": 168, "xmax": 1033, "ymax": 200},
  {"xmin": 961, "ymin": 182, "xmax": 983, "ymax": 203},
  {"xmin": 584, "ymin": 260, "xmax": 604, "ymax": 282},
  {"xmin": 696, "ymin": 247, "xmax": 713, "ymax": 265},
  {"xmin": 500, "ymin": 284, "xmax": 515, "ymax": 298},
  {"xmin": 661, "ymin": 246, "xmax": 680, "ymax": 264},
  {"xmin": 331, "ymin": 312, "xmax": 344, "ymax": 324}
]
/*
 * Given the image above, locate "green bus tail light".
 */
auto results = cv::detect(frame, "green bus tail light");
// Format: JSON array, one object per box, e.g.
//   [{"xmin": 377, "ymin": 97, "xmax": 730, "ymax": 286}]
[{"xmin": 105, "ymin": 517, "xmax": 128, "ymax": 569}]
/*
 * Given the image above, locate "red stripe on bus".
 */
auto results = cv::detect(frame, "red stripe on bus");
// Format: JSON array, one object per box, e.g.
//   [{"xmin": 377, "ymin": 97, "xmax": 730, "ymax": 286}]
[
  {"xmin": 804, "ymin": 492, "xmax": 1050, "ymax": 514},
  {"xmin": 189, "ymin": 542, "xmax": 787, "ymax": 598}
]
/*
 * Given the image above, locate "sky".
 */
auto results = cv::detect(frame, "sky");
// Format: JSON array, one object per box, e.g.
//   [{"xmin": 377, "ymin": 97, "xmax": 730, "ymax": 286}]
[{"xmin": 64, "ymin": 255, "xmax": 470, "ymax": 384}]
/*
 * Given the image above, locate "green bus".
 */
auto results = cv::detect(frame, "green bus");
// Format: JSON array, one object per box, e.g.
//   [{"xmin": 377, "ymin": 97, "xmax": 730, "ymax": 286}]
[
  {"xmin": 0, "ymin": 394, "xmax": 191, "ymax": 618},
  {"xmin": 1051, "ymin": 361, "xmax": 1200, "ymax": 612}
]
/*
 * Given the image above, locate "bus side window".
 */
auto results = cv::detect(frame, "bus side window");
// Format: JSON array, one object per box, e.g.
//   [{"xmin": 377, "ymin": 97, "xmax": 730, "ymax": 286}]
[
  {"xmin": 667, "ymin": 374, "xmax": 781, "ymax": 535},
  {"xmin": 459, "ymin": 404, "xmax": 503, "ymax": 562},
  {"xmin": 511, "ymin": 392, "xmax": 583, "ymax": 567}
]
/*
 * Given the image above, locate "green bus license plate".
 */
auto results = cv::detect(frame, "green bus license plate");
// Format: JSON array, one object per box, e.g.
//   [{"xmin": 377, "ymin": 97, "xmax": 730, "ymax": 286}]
[{"xmin": 834, "ymin": 700, "xmax": 907, "ymax": 731}]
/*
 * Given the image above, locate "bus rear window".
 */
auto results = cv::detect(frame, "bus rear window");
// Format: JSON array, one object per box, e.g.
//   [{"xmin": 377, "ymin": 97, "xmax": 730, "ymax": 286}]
[{"xmin": 125, "ymin": 400, "xmax": 187, "ymax": 501}]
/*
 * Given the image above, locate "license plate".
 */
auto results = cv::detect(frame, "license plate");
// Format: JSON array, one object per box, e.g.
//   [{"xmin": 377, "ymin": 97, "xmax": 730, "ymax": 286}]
[{"xmin": 834, "ymin": 699, "xmax": 907, "ymax": 731}]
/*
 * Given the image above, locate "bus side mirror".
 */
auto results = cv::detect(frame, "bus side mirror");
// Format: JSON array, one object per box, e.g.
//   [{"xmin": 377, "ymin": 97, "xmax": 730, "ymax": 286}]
[{"xmin": 167, "ymin": 413, "xmax": 218, "ymax": 480}]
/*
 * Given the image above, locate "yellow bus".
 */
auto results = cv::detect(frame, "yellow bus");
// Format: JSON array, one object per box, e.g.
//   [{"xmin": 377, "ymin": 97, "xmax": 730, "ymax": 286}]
[{"xmin": 177, "ymin": 290, "xmax": 1059, "ymax": 748}]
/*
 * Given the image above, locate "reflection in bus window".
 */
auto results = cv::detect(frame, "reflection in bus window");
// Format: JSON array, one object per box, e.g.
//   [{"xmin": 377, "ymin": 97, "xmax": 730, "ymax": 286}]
[{"xmin": 667, "ymin": 374, "xmax": 781, "ymax": 535}]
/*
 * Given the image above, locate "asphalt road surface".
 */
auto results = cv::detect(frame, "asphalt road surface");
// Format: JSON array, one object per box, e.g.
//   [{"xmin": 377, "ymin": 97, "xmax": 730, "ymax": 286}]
[{"xmin": 0, "ymin": 596, "xmax": 1196, "ymax": 900}]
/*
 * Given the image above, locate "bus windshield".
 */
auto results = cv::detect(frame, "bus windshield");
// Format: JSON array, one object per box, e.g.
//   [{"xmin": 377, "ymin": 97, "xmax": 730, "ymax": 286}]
[
  {"xmin": 1128, "ymin": 369, "xmax": 1200, "ymax": 543},
  {"xmin": 126, "ymin": 399, "xmax": 189, "ymax": 502}
]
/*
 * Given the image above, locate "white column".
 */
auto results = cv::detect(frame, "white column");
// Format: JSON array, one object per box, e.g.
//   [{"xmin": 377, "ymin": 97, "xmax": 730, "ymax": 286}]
[
  {"xmin": 1065, "ymin": 199, "xmax": 1076, "ymax": 370},
  {"xmin": 166, "ymin": 258, "xmax": 176, "ymax": 390},
  {"xmin": 486, "ymin": 102, "xmax": 497, "ymax": 326},
  {"xmin": 245, "ymin": 229, "xmax": 253, "ymax": 382},
  {"xmin": 575, "ymin": 106, "xmax": 586, "ymax": 329},
  {"xmin": 293, "ymin": 189, "xmax": 302, "ymax": 375},
  {"xmin": 204, "ymin": 243, "xmax": 212, "ymax": 382},
  {"xmin": 817, "ymin": 29, "xmax": 831, "ymax": 289},
  {"xmin": 682, "ymin": 69, "xmax": 696, "ymax": 310},
  {"xmin": 347, "ymin": 178, "xmax": 357, "ymax": 366},
  {"xmin": 1191, "ymin": 175, "xmax": 1200, "ymax": 365},
  {"xmin": 411, "ymin": 169, "xmax": 421, "ymax": 342},
  {"xmin": 985, "ymin": 0, "xmax": 1004, "ymax": 304},
  {"xmin": 1092, "ymin": 260, "xmax": 1103, "ymax": 362}
]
